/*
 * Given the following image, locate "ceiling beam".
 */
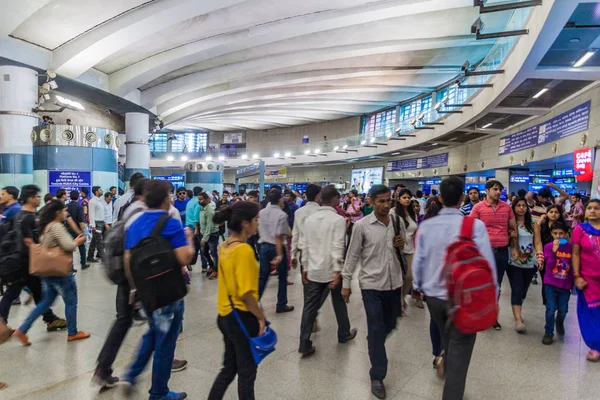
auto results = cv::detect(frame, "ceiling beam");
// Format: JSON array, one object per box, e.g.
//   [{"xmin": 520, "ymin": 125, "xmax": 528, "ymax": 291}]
[
  {"xmin": 492, "ymin": 106, "xmax": 550, "ymax": 116},
  {"xmin": 0, "ymin": 0, "xmax": 52, "ymax": 37}
]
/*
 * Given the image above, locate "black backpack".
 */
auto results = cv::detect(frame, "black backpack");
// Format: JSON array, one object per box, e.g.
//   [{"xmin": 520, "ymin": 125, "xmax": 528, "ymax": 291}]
[
  {"xmin": 130, "ymin": 214, "xmax": 187, "ymax": 312},
  {"xmin": 0, "ymin": 214, "xmax": 26, "ymax": 283}
]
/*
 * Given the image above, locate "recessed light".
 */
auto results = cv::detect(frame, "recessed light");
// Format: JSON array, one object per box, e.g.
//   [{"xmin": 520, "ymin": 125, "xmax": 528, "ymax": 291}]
[
  {"xmin": 314, "ymin": 149, "xmax": 320, "ymax": 154},
  {"xmin": 532, "ymin": 88, "xmax": 549, "ymax": 99},
  {"xmin": 241, "ymin": 154, "xmax": 248, "ymax": 159},
  {"xmin": 370, "ymin": 137, "xmax": 376, "ymax": 143},
  {"xmin": 206, "ymin": 156, "xmax": 212, "ymax": 161},
  {"xmin": 252, "ymin": 154, "xmax": 259, "ymax": 159},
  {"xmin": 181, "ymin": 155, "xmax": 188, "ymax": 161},
  {"xmin": 431, "ymin": 143, "xmax": 439, "ymax": 146},
  {"xmin": 273, "ymin": 152, "xmax": 280, "ymax": 158},
  {"xmin": 342, "ymin": 145, "xmax": 348, "ymax": 149},
  {"xmin": 304, "ymin": 149, "xmax": 310, "ymax": 155},
  {"xmin": 361, "ymin": 140, "xmax": 367, "ymax": 145},
  {"xmin": 218, "ymin": 155, "xmax": 225, "ymax": 161},
  {"xmin": 284, "ymin": 152, "xmax": 291, "ymax": 157},
  {"xmin": 333, "ymin": 146, "xmax": 339, "ymax": 151},
  {"xmin": 574, "ymin": 50, "xmax": 596, "ymax": 68},
  {"xmin": 482, "ymin": 123, "xmax": 493, "ymax": 129},
  {"xmin": 167, "ymin": 155, "xmax": 174, "ymax": 161},
  {"xmin": 391, "ymin": 152, "xmax": 401, "ymax": 156}
]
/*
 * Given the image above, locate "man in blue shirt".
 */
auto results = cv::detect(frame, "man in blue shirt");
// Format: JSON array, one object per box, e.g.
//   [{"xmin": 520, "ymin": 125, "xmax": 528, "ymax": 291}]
[
  {"xmin": 122, "ymin": 180, "xmax": 194, "ymax": 400},
  {"xmin": 0, "ymin": 186, "xmax": 21, "ymax": 223},
  {"xmin": 460, "ymin": 187, "xmax": 481, "ymax": 216},
  {"xmin": 173, "ymin": 187, "xmax": 190, "ymax": 225},
  {"xmin": 413, "ymin": 176, "xmax": 496, "ymax": 400},
  {"xmin": 185, "ymin": 187, "xmax": 205, "ymax": 271}
]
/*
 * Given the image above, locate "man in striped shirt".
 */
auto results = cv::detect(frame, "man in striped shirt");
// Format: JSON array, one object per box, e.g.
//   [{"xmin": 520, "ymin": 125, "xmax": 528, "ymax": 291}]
[
  {"xmin": 470, "ymin": 180, "xmax": 518, "ymax": 330},
  {"xmin": 461, "ymin": 187, "xmax": 481, "ymax": 216}
]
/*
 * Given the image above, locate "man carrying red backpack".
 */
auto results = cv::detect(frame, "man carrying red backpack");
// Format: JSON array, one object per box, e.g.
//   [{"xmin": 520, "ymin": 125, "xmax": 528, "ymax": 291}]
[{"xmin": 413, "ymin": 176, "xmax": 497, "ymax": 400}]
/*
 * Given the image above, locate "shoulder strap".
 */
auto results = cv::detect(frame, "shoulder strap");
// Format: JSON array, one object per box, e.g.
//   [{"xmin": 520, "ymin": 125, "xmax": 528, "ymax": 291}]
[
  {"xmin": 391, "ymin": 213, "xmax": 400, "ymax": 236},
  {"xmin": 151, "ymin": 213, "xmax": 171, "ymax": 237},
  {"xmin": 460, "ymin": 216, "xmax": 475, "ymax": 240}
]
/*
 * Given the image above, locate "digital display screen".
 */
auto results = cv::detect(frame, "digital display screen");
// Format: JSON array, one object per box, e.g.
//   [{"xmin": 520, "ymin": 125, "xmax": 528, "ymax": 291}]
[{"xmin": 351, "ymin": 168, "xmax": 383, "ymax": 194}]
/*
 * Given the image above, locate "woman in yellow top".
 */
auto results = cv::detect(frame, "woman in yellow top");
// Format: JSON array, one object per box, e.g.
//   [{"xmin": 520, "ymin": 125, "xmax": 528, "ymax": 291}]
[{"xmin": 208, "ymin": 201, "xmax": 266, "ymax": 400}]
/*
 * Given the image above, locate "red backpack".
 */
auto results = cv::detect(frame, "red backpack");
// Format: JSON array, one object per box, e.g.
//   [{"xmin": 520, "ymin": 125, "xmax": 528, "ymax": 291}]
[{"xmin": 445, "ymin": 217, "xmax": 498, "ymax": 334}]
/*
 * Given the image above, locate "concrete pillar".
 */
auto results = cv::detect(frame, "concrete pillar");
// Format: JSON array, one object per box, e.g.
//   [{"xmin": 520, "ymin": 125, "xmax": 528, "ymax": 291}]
[
  {"xmin": 124, "ymin": 112, "xmax": 150, "ymax": 183},
  {"xmin": 0, "ymin": 66, "xmax": 38, "ymax": 187},
  {"xmin": 184, "ymin": 161, "xmax": 224, "ymax": 194}
]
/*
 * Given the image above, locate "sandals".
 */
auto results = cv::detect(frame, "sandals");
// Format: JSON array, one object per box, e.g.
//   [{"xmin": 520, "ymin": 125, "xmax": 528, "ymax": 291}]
[
  {"xmin": 0, "ymin": 382, "xmax": 7, "ymax": 390},
  {"xmin": 586, "ymin": 350, "xmax": 600, "ymax": 362}
]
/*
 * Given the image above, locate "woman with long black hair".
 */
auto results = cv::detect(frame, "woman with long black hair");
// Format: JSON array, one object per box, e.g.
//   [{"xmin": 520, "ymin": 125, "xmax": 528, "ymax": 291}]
[
  {"xmin": 391, "ymin": 188, "xmax": 420, "ymax": 313},
  {"xmin": 208, "ymin": 202, "xmax": 267, "ymax": 400}
]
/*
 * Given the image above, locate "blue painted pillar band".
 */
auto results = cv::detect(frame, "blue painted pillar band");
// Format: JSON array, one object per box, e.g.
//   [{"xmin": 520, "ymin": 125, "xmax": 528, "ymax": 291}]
[{"xmin": 0, "ymin": 154, "xmax": 33, "ymax": 174}]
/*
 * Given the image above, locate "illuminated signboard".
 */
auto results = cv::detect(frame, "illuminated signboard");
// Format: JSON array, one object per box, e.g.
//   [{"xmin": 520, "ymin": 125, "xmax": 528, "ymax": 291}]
[{"xmin": 574, "ymin": 148, "xmax": 593, "ymax": 182}]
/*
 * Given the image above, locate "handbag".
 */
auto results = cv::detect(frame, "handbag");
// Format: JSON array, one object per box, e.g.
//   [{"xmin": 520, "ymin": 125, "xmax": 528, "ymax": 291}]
[
  {"xmin": 29, "ymin": 223, "xmax": 73, "ymax": 277},
  {"xmin": 220, "ymin": 242, "xmax": 277, "ymax": 365}
]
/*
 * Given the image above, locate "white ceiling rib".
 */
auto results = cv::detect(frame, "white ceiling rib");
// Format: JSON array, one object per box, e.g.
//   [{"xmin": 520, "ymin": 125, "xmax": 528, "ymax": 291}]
[{"xmin": 8, "ymin": 0, "xmax": 513, "ymax": 131}]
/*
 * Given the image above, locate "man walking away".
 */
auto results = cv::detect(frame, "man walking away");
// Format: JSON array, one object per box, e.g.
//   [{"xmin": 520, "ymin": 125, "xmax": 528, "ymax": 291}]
[
  {"xmin": 185, "ymin": 187, "xmax": 202, "ymax": 271},
  {"xmin": 198, "ymin": 193, "xmax": 219, "ymax": 279},
  {"xmin": 66, "ymin": 190, "xmax": 89, "ymax": 270},
  {"xmin": 298, "ymin": 186, "xmax": 357, "ymax": 356},
  {"xmin": 113, "ymin": 172, "xmax": 145, "ymax": 221},
  {"xmin": 413, "ymin": 176, "xmax": 497, "ymax": 400},
  {"xmin": 258, "ymin": 189, "xmax": 294, "ymax": 313},
  {"xmin": 342, "ymin": 185, "xmax": 404, "ymax": 399},
  {"xmin": 87, "ymin": 186, "xmax": 105, "ymax": 262},
  {"xmin": 121, "ymin": 180, "xmax": 194, "ymax": 400}
]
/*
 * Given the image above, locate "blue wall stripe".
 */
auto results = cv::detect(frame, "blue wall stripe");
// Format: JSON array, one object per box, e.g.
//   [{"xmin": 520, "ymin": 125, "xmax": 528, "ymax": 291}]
[
  {"xmin": 0, "ymin": 154, "xmax": 33, "ymax": 174},
  {"xmin": 33, "ymin": 147, "xmax": 117, "ymax": 173},
  {"xmin": 185, "ymin": 171, "xmax": 223, "ymax": 184},
  {"xmin": 125, "ymin": 168, "xmax": 151, "ymax": 181}
]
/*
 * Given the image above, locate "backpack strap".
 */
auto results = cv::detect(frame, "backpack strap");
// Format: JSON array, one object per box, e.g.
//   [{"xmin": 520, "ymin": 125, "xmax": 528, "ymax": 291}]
[
  {"xmin": 460, "ymin": 217, "xmax": 475, "ymax": 240},
  {"xmin": 151, "ymin": 213, "xmax": 171, "ymax": 237}
]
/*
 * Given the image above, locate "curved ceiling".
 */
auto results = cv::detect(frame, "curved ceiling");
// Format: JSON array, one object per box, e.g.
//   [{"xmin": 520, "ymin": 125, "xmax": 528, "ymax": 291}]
[{"xmin": 7, "ymin": 0, "xmax": 514, "ymax": 131}]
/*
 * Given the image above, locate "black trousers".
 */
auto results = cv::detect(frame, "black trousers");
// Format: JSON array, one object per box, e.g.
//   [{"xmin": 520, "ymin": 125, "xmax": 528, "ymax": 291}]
[
  {"xmin": 0, "ymin": 274, "xmax": 59, "ymax": 324},
  {"xmin": 299, "ymin": 280, "xmax": 351, "ymax": 352},
  {"xmin": 426, "ymin": 296, "xmax": 477, "ymax": 400},
  {"xmin": 96, "ymin": 282, "xmax": 133, "ymax": 378},
  {"xmin": 88, "ymin": 226, "xmax": 104, "ymax": 259},
  {"xmin": 208, "ymin": 311, "xmax": 259, "ymax": 400}
]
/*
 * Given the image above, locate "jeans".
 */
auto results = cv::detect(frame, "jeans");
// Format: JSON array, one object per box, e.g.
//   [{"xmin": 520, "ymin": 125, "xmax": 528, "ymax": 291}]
[
  {"xmin": 506, "ymin": 265, "xmax": 536, "ymax": 306},
  {"xmin": 96, "ymin": 282, "xmax": 133, "ymax": 379},
  {"xmin": 361, "ymin": 288, "xmax": 402, "ymax": 381},
  {"xmin": 258, "ymin": 243, "xmax": 289, "ymax": 311},
  {"xmin": 493, "ymin": 247, "xmax": 508, "ymax": 294},
  {"xmin": 430, "ymin": 316, "xmax": 443, "ymax": 357},
  {"xmin": 203, "ymin": 232, "xmax": 219, "ymax": 272},
  {"xmin": 0, "ymin": 274, "xmax": 59, "ymax": 324},
  {"xmin": 125, "ymin": 299, "xmax": 184, "ymax": 400},
  {"xmin": 299, "ymin": 280, "xmax": 351, "ymax": 352},
  {"xmin": 19, "ymin": 275, "xmax": 78, "ymax": 336},
  {"xmin": 427, "ymin": 296, "xmax": 477, "ymax": 400},
  {"xmin": 544, "ymin": 285, "xmax": 570, "ymax": 336},
  {"xmin": 88, "ymin": 224, "xmax": 104, "ymax": 259},
  {"xmin": 208, "ymin": 311, "xmax": 259, "ymax": 400}
]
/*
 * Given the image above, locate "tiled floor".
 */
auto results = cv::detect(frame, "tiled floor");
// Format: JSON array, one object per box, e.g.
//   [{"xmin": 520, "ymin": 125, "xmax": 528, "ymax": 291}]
[{"xmin": 0, "ymin": 262, "xmax": 598, "ymax": 400}]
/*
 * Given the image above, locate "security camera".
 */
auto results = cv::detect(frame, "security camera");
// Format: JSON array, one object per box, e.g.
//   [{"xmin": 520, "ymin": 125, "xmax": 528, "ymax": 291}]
[
  {"xmin": 461, "ymin": 61, "xmax": 470, "ymax": 72},
  {"xmin": 473, "ymin": 0, "xmax": 487, "ymax": 6},
  {"xmin": 471, "ymin": 18, "xmax": 484, "ymax": 34}
]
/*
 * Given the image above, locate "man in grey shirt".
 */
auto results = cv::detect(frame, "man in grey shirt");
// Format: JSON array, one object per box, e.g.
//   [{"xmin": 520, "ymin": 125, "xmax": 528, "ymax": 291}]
[
  {"xmin": 258, "ymin": 189, "xmax": 294, "ymax": 313},
  {"xmin": 342, "ymin": 185, "xmax": 404, "ymax": 400}
]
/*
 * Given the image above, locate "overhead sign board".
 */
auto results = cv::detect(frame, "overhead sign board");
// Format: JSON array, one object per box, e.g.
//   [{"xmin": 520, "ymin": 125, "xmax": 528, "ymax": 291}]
[
  {"xmin": 48, "ymin": 171, "xmax": 91, "ymax": 196},
  {"xmin": 498, "ymin": 101, "xmax": 590, "ymax": 155},
  {"xmin": 386, "ymin": 153, "xmax": 449, "ymax": 172}
]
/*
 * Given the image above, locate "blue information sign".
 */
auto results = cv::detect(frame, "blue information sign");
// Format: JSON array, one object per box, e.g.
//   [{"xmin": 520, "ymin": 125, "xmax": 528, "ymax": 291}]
[
  {"xmin": 153, "ymin": 174, "xmax": 185, "ymax": 189},
  {"xmin": 498, "ymin": 101, "xmax": 590, "ymax": 155},
  {"xmin": 509, "ymin": 175, "xmax": 530, "ymax": 183},
  {"xmin": 387, "ymin": 153, "xmax": 449, "ymax": 172},
  {"xmin": 48, "ymin": 171, "xmax": 92, "ymax": 196}
]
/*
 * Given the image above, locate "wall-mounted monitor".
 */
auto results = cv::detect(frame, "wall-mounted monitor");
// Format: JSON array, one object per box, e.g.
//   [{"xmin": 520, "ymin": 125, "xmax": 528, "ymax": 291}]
[{"xmin": 351, "ymin": 167, "xmax": 383, "ymax": 194}]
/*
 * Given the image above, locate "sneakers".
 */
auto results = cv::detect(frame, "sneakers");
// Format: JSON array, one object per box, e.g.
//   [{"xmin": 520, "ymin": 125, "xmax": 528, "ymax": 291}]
[
  {"xmin": 371, "ymin": 380, "xmax": 386, "ymax": 399},
  {"xmin": 46, "ymin": 318, "xmax": 67, "ymax": 331},
  {"xmin": 542, "ymin": 334, "xmax": 554, "ymax": 345},
  {"xmin": 12, "ymin": 329, "xmax": 31, "ymax": 346},
  {"xmin": 276, "ymin": 305, "xmax": 294, "ymax": 313},
  {"xmin": 556, "ymin": 319, "xmax": 565, "ymax": 336},
  {"xmin": 171, "ymin": 359, "xmax": 188, "ymax": 372},
  {"xmin": 68, "ymin": 331, "xmax": 91, "ymax": 342},
  {"xmin": 515, "ymin": 321, "xmax": 526, "ymax": 334},
  {"xmin": 162, "ymin": 392, "xmax": 187, "ymax": 400},
  {"xmin": 492, "ymin": 321, "xmax": 502, "ymax": 330},
  {"xmin": 81, "ymin": 264, "xmax": 91, "ymax": 270}
]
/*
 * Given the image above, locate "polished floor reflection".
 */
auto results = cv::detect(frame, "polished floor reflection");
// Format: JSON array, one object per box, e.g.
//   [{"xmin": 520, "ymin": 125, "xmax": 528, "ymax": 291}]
[{"xmin": 0, "ymin": 261, "xmax": 597, "ymax": 400}]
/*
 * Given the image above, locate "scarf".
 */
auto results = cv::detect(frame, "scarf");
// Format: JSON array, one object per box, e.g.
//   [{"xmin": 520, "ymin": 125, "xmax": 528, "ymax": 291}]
[{"xmin": 581, "ymin": 222, "xmax": 600, "ymax": 236}]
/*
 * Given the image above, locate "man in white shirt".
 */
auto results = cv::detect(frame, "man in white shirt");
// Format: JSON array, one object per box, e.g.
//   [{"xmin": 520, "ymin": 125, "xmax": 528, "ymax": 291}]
[
  {"xmin": 103, "ymin": 192, "xmax": 114, "ymax": 228},
  {"xmin": 291, "ymin": 184, "xmax": 322, "ymax": 270},
  {"xmin": 88, "ymin": 186, "xmax": 106, "ymax": 262},
  {"xmin": 113, "ymin": 172, "xmax": 145, "ymax": 221},
  {"xmin": 297, "ymin": 186, "xmax": 357, "ymax": 356}
]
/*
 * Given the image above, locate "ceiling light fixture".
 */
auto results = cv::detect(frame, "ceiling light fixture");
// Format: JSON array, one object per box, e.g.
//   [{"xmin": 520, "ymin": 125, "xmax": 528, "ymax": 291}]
[
  {"xmin": 573, "ymin": 50, "xmax": 596, "ymax": 68},
  {"xmin": 395, "ymin": 127, "xmax": 402, "ymax": 133},
  {"xmin": 370, "ymin": 137, "xmax": 376, "ymax": 144},
  {"xmin": 55, "ymin": 95, "xmax": 85, "ymax": 110},
  {"xmin": 314, "ymin": 149, "xmax": 320, "ymax": 154},
  {"xmin": 482, "ymin": 123, "xmax": 493, "ymax": 129},
  {"xmin": 391, "ymin": 152, "xmax": 401, "ymax": 156},
  {"xmin": 241, "ymin": 154, "xmax": 248, "ymax": 160},
  {"xmin": 167, "ymin": 155, "xmax": 174, "ymax": 161},
  {"xmin": 418, "ymin": 112, "xmax": 425, "ymax": 121},
  {"xmin": 304, "ymin": 149, "xmax": 311, "ymax": 155},
  {"xmin": 386, "ymin": 131, "xmax": 393, "ymax": 137},
  {"xmin": 218, "ymin": 155, "xmax": 225, "ymax": 161},
  {"xmin": 532, "ymin": 88, "xmax": 549, "ymax": 99},
  {"xmin": 273, "ymin": 152, "xmax": 280, "ymax": 158},
  {"xmin": 361, "ymin": 140, "xmax": 367, "ymax": 145},
  {"xmin": 284, "ymin": 152, "xmax": 291, "ymax": 157},
  {"xmin": 206, "ymin": 156, "xmax": 212, "ymax": 161},
  {"xmin": 252, "ymin": 153, "xmax": 259, "ymax": 159},
  {"xmin": 431, "ymin": 143, "xmax": 439, "ymax": 146},
  {"xmin": 342, "ymin": 145, "xmax": 348, "ymax": 149},
  {"xmin": 181, "ymin": 155, "xmax": 188, "ymax": 161},
  {"xmin": 333, "ymin": 146, "xmax": 339, "ymax": 151}
]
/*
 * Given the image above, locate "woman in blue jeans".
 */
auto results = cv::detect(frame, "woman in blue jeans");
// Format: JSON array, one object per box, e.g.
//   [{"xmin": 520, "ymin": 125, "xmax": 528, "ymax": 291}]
[{"xmin": 12, "ymin": 200, "xmax": 90, "ymax": 345}]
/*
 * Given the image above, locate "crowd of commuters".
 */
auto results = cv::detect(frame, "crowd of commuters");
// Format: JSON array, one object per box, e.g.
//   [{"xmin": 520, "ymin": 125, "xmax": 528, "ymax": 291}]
[{"xmin": 0, "ymin": 175, "xmax": 599, "ymax": 400}]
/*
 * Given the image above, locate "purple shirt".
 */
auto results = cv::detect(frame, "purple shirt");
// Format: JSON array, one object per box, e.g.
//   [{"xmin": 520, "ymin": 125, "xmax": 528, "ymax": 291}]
[{"xmin": 543, "ymin": 241, "xmax": 574, "ymax": 290}]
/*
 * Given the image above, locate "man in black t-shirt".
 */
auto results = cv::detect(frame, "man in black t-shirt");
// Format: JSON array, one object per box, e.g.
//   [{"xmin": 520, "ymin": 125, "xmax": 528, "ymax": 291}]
[
  {"xmin": 0, "ymin": 185, "xmax": 65, "ymax": 330},
  {"xmin": 66, "ymin": 190, "xmax": 89, "ymax": 270}
]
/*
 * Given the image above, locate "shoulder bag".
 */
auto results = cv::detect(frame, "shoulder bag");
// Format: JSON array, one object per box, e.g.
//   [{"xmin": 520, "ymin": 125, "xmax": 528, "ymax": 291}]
[
  {"xmin": 391, "ymin": 214, "xmax": 408, "ymax": 276},
  {"xmin": 220, "ymin": 242, "xmax": 277, "ymax": 365},
  {"xmin": 29, "ymin": 223, "xmax": 73, "ymax": 277}
]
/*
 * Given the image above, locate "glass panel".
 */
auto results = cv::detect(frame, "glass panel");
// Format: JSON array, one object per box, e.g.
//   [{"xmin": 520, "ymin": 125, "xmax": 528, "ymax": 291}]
[{"xmin": 149, "ymin": 133, "xmax": 167, "ymax": 152}]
